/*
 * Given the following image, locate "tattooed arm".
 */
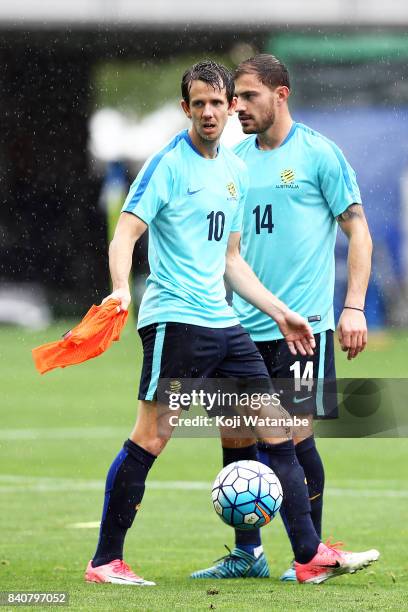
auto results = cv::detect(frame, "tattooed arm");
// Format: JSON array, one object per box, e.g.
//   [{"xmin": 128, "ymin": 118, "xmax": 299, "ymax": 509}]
[{"xmin": 336, "ymin": 204, "xmax": 373, "ymax": 360}]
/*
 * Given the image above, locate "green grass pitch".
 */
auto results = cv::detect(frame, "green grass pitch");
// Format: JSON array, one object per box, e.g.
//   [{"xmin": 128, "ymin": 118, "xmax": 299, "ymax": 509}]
[{"xmin": 0, "ymin": 322, "xmax": 407, "ymax": 611}]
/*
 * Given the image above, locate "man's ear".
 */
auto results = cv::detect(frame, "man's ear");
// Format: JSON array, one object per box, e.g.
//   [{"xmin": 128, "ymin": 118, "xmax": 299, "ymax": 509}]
[
  {"xmin": 276, "ymin": 86, "xmax": 290, "ymax": 104},
  {"xmin": 181, "ymin": 98, "xmax": 192, "ymax": 119},
  {"xmin": 228, "ymin": 96, "xmax": 238, "ymax": 116}
]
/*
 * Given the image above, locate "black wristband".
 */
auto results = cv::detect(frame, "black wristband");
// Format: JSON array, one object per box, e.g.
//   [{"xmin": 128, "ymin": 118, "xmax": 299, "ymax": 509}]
[{"xmin": 343, "ymin": 306, "xmax": 365, "ymax": 313}]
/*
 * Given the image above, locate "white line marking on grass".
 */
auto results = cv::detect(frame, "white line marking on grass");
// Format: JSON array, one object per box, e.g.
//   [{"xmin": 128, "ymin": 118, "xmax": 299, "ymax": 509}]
[
  {"xmin": 67, "ymin": 521, "xmax": 101, "ymax": 529},
  {"xmin": 0, "ymin": 427, "xmax": 127, "ymax": 440},
  {"xmin": 326, "ymin": 488, "xmax": 408, "ymax": 498},
  {"xmin": 0, "ymin": 475, "xmax": 407, "ymax": 497}
]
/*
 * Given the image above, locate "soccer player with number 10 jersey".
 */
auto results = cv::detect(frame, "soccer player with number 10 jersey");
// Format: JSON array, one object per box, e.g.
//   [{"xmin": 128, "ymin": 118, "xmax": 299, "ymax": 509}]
[{"xmin": 85, "ymin": 59, "xmax": 378, "ymax": 587}]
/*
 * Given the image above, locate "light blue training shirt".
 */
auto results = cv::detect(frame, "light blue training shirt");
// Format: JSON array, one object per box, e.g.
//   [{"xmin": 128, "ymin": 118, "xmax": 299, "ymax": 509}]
[
  {"xmin": 122, "ymin": 129, "xmax": 248, "ymax": 329},
  {"xmin": 233, "ymin": 122, "xmax": 362, "ymax": 341}
]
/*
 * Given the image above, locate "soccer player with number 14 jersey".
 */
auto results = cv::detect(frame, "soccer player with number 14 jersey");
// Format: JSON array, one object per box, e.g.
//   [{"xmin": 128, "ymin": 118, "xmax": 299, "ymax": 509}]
[{"xmin": 192, "ymin": 55, "xmax": 374, "ymax": 582}]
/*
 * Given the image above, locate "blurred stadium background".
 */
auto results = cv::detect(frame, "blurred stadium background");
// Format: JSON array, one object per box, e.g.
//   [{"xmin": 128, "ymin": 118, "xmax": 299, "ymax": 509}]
[
  {"xmin": 1, "ymin": 3, "xmax": 408, "ymax": 610},
  {"xmin": 1, "ymin": 0, "xmax": 408, "ymax": 327}
]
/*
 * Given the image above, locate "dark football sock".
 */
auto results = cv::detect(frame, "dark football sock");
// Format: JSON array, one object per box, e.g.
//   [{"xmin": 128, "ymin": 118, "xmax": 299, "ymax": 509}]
[
  {"xmin": 295, "ymin": 436, "xmax": 325, "ymax": 539},
  {"xmin": 92, "ymin": 439, "xmax": 156, "ymax": 567},
  {"xmin": 222, "ymin": 444, "xmax": 262, "ymax": 555},
  {"xmin": 258, "ymin": 440, "xmax": 320, "ymax": 564}
]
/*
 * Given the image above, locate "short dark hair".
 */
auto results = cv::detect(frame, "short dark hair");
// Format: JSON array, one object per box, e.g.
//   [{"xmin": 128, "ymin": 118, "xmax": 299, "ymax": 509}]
[
  {"xmin": 234, "ymin": 54, "xmax": 290, "ymax": 90},
  {"xmin": 181, "ymin": 60, "xmax": 235, "ymax": 104}
]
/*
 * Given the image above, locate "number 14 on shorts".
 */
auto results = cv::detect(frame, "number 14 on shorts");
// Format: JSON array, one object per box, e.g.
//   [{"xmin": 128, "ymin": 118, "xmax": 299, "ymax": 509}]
[{"xmin": 289, "ymin": 361, "xmax": 314, "ymax": 392}]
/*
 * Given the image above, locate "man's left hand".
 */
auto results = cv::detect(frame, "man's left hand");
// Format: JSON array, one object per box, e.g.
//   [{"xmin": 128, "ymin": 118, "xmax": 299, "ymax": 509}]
[{"xmin": 337, "ymin": 308, "xmax": 367, "ymax": 360}]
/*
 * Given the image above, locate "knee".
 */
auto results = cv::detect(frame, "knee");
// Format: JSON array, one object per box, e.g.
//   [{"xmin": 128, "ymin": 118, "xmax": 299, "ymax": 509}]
[
  {"xmin": 130, "ymin": 434, "xmax": 169, "ymax": 457},
  {"xmin": 294, "ymin": 432, "xmax": 315, "ymax": 447},
  {"xmin": 220, "ymin": 436, "xmax": 256, "ymax": 448},
  {"xmin": 294, "ymin": 435, "xmax": 308, "ymax": 446}
]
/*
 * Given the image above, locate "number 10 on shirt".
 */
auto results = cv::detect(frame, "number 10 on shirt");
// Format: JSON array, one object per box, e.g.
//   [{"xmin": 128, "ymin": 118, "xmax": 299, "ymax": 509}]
[{"xmin": 207, "ymin": 211, "xmax": 226, "ymax": 241}]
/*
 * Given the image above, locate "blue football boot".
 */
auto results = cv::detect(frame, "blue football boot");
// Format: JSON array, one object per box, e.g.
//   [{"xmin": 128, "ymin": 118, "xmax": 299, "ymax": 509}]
[
  {"xmin": 279, "ymin": 560, "xmax": 297, "ymax": 581},
  {"xmin": 190, "ymin": 546, "xmax": 269, "ymax": 579}
]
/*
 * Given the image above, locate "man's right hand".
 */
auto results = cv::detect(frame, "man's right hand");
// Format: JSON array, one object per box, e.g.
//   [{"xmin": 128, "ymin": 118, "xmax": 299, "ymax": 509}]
[
  {"xmin": 102, "ymin": 287, "xmax": 131, "ymax": 312},
  {"xmin": 276, "ymin": 309, "xmax": 316, "ymax": 356}
]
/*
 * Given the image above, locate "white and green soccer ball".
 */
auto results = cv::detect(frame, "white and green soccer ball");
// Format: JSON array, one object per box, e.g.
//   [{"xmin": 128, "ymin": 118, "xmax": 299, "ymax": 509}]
[{"xmin": 212, "ymin": 460, "xmax": 283, "ymax": 530}]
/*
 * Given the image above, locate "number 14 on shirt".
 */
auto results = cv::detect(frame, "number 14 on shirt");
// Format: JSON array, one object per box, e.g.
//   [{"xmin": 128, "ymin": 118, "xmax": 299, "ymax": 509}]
[{"xmin": 253, "ymin": 204, "xmax": 274, "ymax": 234}]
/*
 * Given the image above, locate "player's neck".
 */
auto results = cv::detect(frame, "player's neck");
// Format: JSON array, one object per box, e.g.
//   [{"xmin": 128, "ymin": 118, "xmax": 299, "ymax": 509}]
[
  {"xmin": 188, "ymin": 128, "xmax": 220, "ymax": 159},
  {"xmin": 256, "ymin": 114, "xmax": 294, "ymax": 151}
]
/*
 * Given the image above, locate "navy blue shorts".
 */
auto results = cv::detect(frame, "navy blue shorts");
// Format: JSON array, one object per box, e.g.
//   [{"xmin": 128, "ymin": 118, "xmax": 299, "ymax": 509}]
[
  {"xmin": 138, "ymin": 322, "xmax": 270, "ymax": 401},
  {"xmin": 256, "ymin": 330, "xmax": 338, "ymax": 419}
]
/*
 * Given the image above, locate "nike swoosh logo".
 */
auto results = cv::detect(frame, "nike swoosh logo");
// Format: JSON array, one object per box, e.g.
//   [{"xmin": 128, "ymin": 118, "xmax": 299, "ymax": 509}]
[
  {"xmin": 107, "ymin": 575, "xmax": 145, "ymax": 583},
  {"xmin": 314, "ymin": 561, "xmax": 341, "ymax": 569},
  {"xmin": 255, "ymin": 503, "xmax": 271, "ymax": 525},
  {"xmin": 293, "ymin": 396, "xmax": 312, "ymax": 404},
  {"xmin": 187, "ymin": 188, "xmax": 204, "ymax": 195}
]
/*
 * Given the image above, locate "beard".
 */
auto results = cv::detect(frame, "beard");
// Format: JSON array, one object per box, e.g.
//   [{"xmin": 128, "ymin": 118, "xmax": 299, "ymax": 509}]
[{"xmin": 240, "ymin": 108, "xmax": 275, "ymax": 134}]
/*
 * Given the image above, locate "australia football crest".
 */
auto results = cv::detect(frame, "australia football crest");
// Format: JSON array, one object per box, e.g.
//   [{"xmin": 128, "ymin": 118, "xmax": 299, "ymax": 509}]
[
  {"xmin": 276, "ymin": 169, "xmax": 299, "ymax": 190},
  {"xmin": 280, "ymin": 169, "xmax": 295, "ymax": 184},
  {"xmin": 227, "ymin": 182, "xmax": 238, "ymax": 199}
]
